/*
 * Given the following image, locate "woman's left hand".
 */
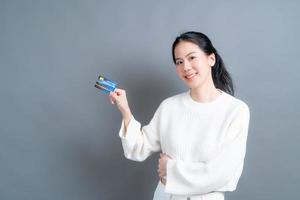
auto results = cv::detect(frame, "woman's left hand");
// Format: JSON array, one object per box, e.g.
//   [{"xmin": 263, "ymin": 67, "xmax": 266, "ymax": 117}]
[{"xmin": 158, "ymin": 153, "xmax": 172, "ymax": 182}]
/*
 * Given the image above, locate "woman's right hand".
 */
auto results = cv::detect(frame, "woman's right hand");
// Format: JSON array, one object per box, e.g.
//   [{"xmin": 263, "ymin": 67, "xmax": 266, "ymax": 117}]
[{"xmin": 109, "ymin": 88, "xmax": 132, "ymax": 118}]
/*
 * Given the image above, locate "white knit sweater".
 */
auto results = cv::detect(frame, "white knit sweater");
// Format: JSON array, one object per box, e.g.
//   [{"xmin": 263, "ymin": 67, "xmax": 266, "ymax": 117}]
[{"xmin": 118, "ymin": 89, "xmax": 250, "ymax": 197}]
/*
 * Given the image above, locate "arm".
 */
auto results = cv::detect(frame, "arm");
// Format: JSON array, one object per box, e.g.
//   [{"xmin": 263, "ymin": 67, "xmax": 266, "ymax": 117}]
[
  {"xmin": 165, "ymin": 104, "xmax": 250, "ymax": 195},
  {"xmin": 122, "ymin": 111, "xmax": 133, "ymax": 134},
  {"xmin": 119, "ymin": 107, "xmax": 162, "ymax": 162},
  {"xmin": 110, "ymin": 88, "xmax": 162, "ymax": 162}
]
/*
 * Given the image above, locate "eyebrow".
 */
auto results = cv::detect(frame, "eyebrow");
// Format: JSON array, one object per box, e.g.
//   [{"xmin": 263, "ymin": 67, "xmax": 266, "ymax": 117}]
[{"xmin": 175, "ymin": 52, "xmax": 197, "ymax": 61}]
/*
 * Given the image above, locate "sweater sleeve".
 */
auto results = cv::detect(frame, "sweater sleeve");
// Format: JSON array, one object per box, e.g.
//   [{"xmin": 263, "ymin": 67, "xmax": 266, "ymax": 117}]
[
  {"xmin": 165, "ymin": 104, "xmax": 250, "ymax": 195},
  {"xmin": 118, "ymin": 104, "xmax": 162, "ymax": 162}
]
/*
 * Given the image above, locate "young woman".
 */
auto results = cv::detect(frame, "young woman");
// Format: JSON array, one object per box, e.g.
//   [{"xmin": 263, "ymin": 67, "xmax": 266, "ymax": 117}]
[{"xmin": 109, "ymin": 31, "xmax": 250, "ymax": 200}]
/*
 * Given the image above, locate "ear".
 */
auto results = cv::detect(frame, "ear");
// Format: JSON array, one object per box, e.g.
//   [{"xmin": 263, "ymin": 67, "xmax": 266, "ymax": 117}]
[{"xmin": 208, "ymin": 53, "xmax": 216, "ymax": 67}]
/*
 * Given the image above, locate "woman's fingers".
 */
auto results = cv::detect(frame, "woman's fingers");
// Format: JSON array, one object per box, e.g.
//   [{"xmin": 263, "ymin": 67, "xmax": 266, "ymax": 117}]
[
  {"xmin": 114, "ymin": 88, "xmax": 125, "ymax": 96},
  {"xmin": 109, "ymin": 91, "xmax": 120, "ymax": 104},
  {"xmin": 157, "ymin": 158, "xmax": 166, "ymax": 178},
  {"xmin": 157, "ymin": 153, "xmax": 171, "ymax": 179},
  {"xmin": 108, "ymin": 88, "xmax": 132, "ymax": 117},
  {"xmin": 114, "ymin": 88, "xmax": 124, "ymax": 93},
  {"xmin": 110, "ymin": 89, "xmax": 124, "ymax": 101},
  {"xmin": 157, "ymin": 169, "xmax": 163, "ymax": 178},
  {"xmin": 108, "ymin": 93, "xmax": 114, "ymax": 104}
]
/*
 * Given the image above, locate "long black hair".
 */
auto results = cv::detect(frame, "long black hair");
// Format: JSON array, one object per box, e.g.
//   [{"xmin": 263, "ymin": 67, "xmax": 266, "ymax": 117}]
[{"xmin": 172, "ymin": 31, "xmax": 234, "ymax": 96}]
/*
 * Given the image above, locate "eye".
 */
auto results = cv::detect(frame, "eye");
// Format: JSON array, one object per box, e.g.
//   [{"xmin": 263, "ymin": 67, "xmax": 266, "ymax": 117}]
[
  {"xmin": 189, "ymin": 56, "xmax": 196, "ymax": 61},
  {"xmin": 175, "ymin": 60, "xmax": 183, "ymax": 66}
]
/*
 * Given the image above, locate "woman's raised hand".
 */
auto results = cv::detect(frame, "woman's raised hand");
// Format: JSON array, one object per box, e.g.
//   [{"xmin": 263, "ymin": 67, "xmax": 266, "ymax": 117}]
[{"xmin": 109, "ymin": 88, "xmax": 132, "ymax": 129}]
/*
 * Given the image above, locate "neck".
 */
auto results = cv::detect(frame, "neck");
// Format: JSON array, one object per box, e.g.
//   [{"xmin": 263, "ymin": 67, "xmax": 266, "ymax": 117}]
[{"xmin": 190, "ymin": 78, "xmax": 221, "ymax": 103}]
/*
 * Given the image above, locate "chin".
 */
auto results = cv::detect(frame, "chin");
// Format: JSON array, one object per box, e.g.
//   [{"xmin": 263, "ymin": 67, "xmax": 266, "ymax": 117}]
[
  {"xmin": 185, "ymin": 79, "xmax": 201, "ymax": 89},
  {"xmin": 185, "ymin": 83, "xmax": 198, "ymax": 89}
]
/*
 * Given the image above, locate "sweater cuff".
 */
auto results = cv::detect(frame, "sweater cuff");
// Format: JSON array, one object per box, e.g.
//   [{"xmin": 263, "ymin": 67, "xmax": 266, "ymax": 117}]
[{"xmin": 118, "ymin": 116, "xmax": 141, "ymax": 150}]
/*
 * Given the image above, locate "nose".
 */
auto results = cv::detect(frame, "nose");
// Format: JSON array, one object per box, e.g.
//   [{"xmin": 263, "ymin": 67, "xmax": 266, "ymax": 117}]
[{"xmin": 183, "ymin": 62, "xmax": 192, "ymax": 72}]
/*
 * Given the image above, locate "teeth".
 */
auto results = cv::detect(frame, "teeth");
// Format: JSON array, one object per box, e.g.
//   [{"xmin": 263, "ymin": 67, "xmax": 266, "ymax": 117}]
[{"xmin": 185, "ymin": 73, "xmax": 197, "ymax": 79}]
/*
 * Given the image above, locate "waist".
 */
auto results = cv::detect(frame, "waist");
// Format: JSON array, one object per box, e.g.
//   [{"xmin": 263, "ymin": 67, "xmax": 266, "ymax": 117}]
[
  {"xmin": 170, "ymin": 191, "xmax": 224, "ymax": 200},
  {"xmin": 155, "ymin": 181, "xmax": 225, "ymax": 200}
]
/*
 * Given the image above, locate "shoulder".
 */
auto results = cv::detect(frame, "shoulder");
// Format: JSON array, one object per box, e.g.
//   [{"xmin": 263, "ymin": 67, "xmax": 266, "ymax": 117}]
[{"xmin": 223, "ymin": 92, "xmax": 250, "ymax": 119}]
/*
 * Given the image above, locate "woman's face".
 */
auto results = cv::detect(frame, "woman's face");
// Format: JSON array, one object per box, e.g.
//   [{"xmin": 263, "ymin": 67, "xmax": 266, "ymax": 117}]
[{"xmin": 174, "ymin": 41, "xmax": 215, "ymax": 90}]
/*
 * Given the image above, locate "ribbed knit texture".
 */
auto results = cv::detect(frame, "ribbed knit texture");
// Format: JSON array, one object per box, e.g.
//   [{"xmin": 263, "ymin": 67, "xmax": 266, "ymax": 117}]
[{"xmin": 119, "ymin": 89, "xmax": 250, "ymax": 197}]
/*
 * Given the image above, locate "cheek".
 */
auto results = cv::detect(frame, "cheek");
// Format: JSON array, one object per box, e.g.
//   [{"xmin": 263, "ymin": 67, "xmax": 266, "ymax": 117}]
[
  {"xmin": 194, "ymin": 60, "xmax": 210, "ymax": 73},
  {"xmin": 175, "ymin": 67, "xmax": 183, "ymax": 77},
  {"xmin": 196, "ymin": 66, "xmax": 210, "ymax": 77}
]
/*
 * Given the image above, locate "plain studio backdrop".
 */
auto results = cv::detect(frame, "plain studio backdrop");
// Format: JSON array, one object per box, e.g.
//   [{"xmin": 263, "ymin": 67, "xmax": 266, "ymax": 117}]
[{"xmin": 0, "ymin": 0, "xmax": 299, "ymax": 199}]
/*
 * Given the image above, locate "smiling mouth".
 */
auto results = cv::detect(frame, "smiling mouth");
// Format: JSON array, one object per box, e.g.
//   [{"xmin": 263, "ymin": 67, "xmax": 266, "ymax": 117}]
[{"xmin": 184, "ymin": 72, "xmax": 198, "ymax": 80}]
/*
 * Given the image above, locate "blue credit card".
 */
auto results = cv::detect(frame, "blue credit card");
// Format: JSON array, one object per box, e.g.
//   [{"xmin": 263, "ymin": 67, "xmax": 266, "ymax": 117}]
[{"xmin": 94, "ymin": 75, "xmax": 118, "ymax": 94}]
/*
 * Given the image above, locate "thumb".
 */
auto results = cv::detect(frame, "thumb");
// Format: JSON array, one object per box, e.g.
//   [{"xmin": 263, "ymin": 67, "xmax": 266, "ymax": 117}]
[{"xmin": 114, "ymin": 88, "xmax": 125, "ymax": 96}]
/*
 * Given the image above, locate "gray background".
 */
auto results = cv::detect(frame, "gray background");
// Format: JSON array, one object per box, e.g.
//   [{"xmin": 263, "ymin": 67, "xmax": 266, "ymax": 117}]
[{"xmin": 1, "ymin": 0, "xmax": 299, "ymax": 199}]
